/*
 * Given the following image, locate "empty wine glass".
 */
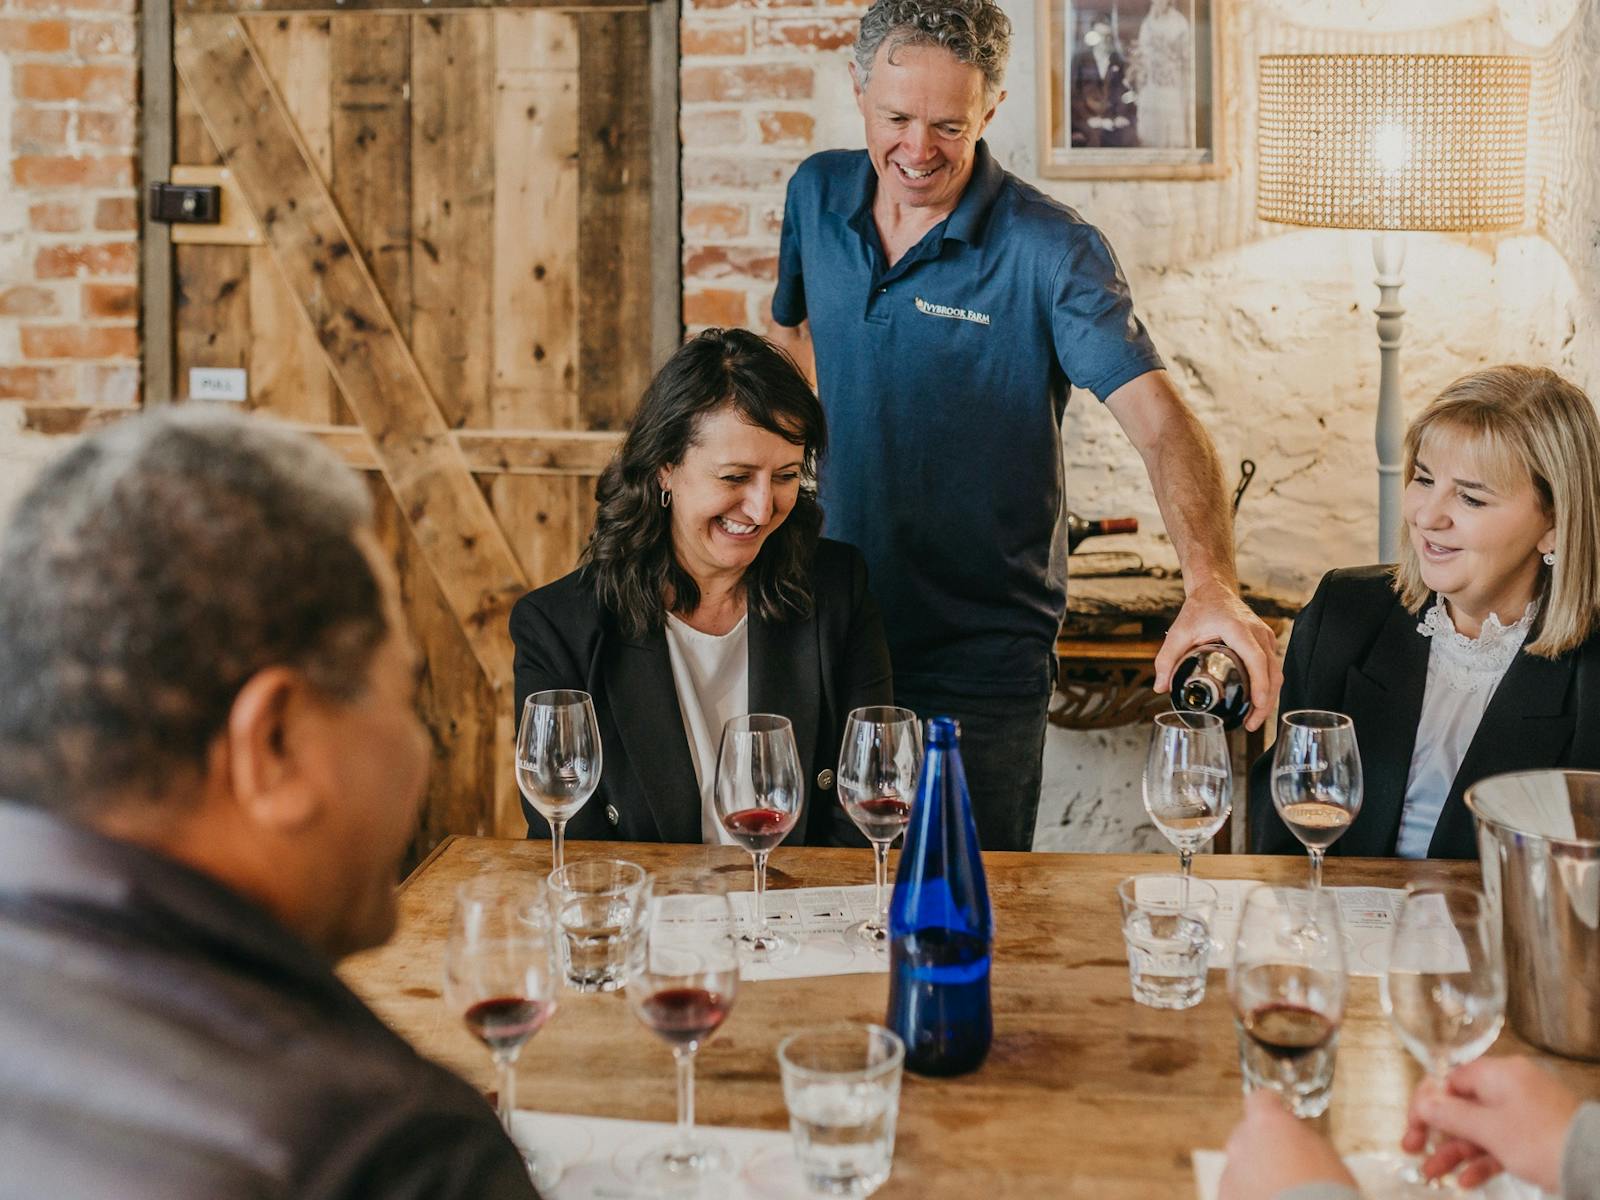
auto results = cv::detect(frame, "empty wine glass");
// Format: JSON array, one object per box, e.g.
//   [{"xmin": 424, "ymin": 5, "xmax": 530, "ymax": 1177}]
[
  {"xmin": 714, "ymin": 713, "xmax": 804, "ymax": 964},
  {"xmin": 516, "ymin": 689, "xmax": 601, "ymax": 872},
  {"xmin": 836, "ymin": 706, "xmax": 921, "ymax": 948},
  {"xmin": 623, "ymin": 880, "xmax": 740, "ymax": 1188},
  {"xmin": 1143, "ymin": 710, "xmax": 1232, "ymax": 877},
  {"xmin": 1270, "ymin": 710, "xmax": 1363, "ymax": 890},
  {"xmin": 1382, "ymin": 885, "xmax": 1506, "ymax": 1187},
  {"xmin": 443, "ymin": 874, "xmax": 562, "ymax": 1191}
]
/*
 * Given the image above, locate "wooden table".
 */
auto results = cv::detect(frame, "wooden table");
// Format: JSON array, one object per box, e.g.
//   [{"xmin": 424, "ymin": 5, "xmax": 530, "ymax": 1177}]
[{"xmin": 343, "ymin": 840, "xmax": 1600, "ymax": 1199}]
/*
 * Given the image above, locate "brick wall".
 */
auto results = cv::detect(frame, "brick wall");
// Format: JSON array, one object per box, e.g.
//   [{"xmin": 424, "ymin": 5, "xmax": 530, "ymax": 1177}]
[
  {"xmin": 0, "ymin": 0, "xmax": 140, "ymax": 428},
  {"xmin": 680, "ymin": 0, "xmax": 863, "ymax": 333}
]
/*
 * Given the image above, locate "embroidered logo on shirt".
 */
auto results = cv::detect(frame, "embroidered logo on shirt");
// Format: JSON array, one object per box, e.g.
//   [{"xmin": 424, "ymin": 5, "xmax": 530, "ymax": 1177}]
[{"xmin": 914, "ymin": 295, "xmax": 991, "ymax": 326}]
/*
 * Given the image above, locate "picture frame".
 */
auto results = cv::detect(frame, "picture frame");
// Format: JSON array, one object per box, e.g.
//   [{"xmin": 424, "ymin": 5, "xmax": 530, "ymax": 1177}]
[{"xmin": 1036, "ymin": 0, "xmax": 1226, "ymax": 179}]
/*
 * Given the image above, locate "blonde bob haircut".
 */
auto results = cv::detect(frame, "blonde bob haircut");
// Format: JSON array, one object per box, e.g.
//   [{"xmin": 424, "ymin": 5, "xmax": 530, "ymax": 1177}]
[{"xmin": 1393, "ymin": 364, "xmax": 1600, "ymax": 658}]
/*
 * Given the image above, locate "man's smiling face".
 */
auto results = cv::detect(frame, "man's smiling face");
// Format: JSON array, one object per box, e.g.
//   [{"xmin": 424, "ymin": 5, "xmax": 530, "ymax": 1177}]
[{"xmin": 854, "ymin": 39, "xmax": 1000, "ymax": 217}]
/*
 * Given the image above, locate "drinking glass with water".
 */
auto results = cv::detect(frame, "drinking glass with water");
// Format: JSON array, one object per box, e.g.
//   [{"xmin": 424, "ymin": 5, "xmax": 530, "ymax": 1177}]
[
  {"xmin": 776, "ymin": 1023, "xmax": 905, "ymax": 1197},
  {"xmin": 546, "ymin": 858, "xmax": 651, "ymax": 993},
  {"xmin": 1116, "ymin": 874, "xmax": 1217, "ymax": 1010}
]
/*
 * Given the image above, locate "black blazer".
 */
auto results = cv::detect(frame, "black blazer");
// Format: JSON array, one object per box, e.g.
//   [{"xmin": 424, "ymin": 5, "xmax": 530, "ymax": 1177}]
[
  {"xmin": 1249, "ymin": 565, "xmax": 1600, "ymax": 859},
  {"xmin": 510, "ymin": 538, "xmax": 894, "ymax": 845}
]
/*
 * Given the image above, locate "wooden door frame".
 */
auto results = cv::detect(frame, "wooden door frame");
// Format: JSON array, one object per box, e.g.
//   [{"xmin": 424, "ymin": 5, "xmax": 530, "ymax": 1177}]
[{"xmin": 139, "ymin": 0, "xmax": 682, "ymax": 406}]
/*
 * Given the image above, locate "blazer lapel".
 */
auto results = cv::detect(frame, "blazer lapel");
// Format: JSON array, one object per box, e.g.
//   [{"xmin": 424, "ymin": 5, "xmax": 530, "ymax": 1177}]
[
  {"xmin": 601, "ymin": 629, "xmax": 704, "ymax": 844},
  {"xmin": 1430, "ymin": 649, "xmax": 1577, "ymax": 857},
  {"xmin": 748, "ymin": 610, "xmax": 823, "ymax": 837},
  {"xmin": 1339, "ymin": 602, "xmax": 1431, "ymax": 856}
]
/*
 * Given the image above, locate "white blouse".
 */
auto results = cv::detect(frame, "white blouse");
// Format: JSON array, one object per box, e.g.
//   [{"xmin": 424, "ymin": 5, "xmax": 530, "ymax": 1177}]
[
  {"xmin": 663, "ymin": 613, "xmax": 749, "ymax": 846},
  {"xmin": 1397, "ymin": 596, "xmax": 1534, "ymax": 858}
]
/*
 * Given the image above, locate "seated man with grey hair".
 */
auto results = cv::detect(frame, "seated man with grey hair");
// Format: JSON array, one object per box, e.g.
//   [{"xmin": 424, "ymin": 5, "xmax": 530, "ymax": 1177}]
[
  {"xmin": 0, "ymin": 409, "xmax": 538, "ymax": 1199},
  {"xmin": 769, "ymin": 0, "xmax": 1279, "ymax": 850}
]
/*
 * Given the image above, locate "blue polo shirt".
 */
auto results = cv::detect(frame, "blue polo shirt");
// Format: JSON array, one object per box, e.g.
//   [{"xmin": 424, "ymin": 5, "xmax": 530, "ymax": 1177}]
[{"xmin": 773, "ymin": 140, "xmax": 1164, "ymax": 696}]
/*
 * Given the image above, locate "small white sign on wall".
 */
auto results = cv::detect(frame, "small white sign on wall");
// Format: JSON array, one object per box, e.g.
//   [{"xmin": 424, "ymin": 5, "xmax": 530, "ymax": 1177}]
[{"xmin": 189, "ymin": 368, "xmax": 248, "ymax": 402}]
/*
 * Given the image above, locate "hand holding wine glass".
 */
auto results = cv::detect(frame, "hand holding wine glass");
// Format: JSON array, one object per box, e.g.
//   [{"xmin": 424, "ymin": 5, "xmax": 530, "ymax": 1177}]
[
  {"xmin": 1270, "ymin": 710, "xmax": 1362, "ymax": 890},
  {"xmin": 837, "ymin": 706, "xmax": 921, "ymax": 948},
  {"xmin": 442, "ymin": 874, "xmax": 561, "ymax": 1191},
  {"xmin": 715, "ymin": 713, "xmax": 803, "ymax": 964},
  {"xmin": 516, "ymin": 689, "xmax": 601, "ymax": 872},
  {"xmin": 624, "ymin": 879, "xmax": 740, "ymax": 1187},
  {"xmin": 1143, "ymin": 710, "xmax": 1231, "ymax": 877}
]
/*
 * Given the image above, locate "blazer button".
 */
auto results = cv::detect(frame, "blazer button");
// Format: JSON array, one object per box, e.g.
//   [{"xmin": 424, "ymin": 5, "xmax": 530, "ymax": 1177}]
[
  {"xmin": 816, "ymin": 769, "xmax": 834, "ymax": 791},
  {"xmin": 604, "ymin": 803, "xmax": 620, "ymax": 826}
]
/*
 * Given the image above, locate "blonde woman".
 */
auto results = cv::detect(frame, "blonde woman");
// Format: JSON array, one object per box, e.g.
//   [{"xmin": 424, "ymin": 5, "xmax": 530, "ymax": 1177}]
[{"xmin": 1249, "ymin": 365, "xmax": 1600, "ymax": 859}]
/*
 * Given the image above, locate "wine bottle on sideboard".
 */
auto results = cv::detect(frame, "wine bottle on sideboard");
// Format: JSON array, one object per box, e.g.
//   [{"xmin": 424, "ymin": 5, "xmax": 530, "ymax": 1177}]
[
  {"xmin": 1066, "ymin": 511, "xmax": 1139, "ymax": 553},
  {"xmin": 887, "ymin": 716, "xmax": 993, "ymax": 1077},
  {"xmin": 1171, "ymin": 642, "xmax": 1252, "ymax": 731}
]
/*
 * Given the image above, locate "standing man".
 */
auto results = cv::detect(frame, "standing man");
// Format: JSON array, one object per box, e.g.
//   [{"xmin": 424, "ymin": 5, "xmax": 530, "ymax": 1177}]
[{"xmin": 770, "ymin": 0, "xmax": 1278, "ymax": 850}]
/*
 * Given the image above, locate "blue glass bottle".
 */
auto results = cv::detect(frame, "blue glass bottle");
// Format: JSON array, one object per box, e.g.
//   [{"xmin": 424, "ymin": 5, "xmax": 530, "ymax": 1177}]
[{"xmin": 887, "ymin": 716, "xmax": 993, "ymax": 1076}]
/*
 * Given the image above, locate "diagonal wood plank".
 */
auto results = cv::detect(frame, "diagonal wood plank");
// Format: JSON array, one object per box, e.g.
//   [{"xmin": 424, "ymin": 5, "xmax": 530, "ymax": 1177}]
[{"xmin": 175, "ymin": 12, "xmax": 527, "ymax": 692}]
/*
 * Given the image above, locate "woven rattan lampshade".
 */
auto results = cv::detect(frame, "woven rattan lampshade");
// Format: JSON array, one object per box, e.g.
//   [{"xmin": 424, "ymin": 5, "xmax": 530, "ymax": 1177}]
[{"xmin": 1257, "ymin": 54, "xmax": 1531, "ymax": 231}]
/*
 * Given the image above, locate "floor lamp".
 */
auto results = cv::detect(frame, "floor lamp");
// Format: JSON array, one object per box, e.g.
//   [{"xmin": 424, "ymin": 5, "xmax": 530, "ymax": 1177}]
[{"xmin": 1256, "ymin": 54, "xmax": 1531, "ymax": 561}]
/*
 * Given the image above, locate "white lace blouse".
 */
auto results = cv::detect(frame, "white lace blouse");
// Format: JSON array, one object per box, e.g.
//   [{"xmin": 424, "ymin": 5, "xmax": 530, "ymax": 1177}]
[{"xmin": 1396, "ymin": 595, "xmax": 1535, "ymax": 858}]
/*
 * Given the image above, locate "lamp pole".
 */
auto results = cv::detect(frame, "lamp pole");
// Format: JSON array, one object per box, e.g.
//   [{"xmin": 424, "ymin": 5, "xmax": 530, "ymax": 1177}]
[{"xmin": 1372, "ymin": 232, "xmax": 1406, "ymax": 563}]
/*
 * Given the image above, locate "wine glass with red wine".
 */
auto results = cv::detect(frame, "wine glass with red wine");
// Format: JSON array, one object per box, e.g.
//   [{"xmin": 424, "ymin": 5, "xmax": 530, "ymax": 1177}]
[
  {"xmin": 623, "ymin": 882, "xmax": 740, "ymax": 1187},
  {"xmin": 443, "ymin": 874, "xmax": 562, "ymax": 1190},
  {"xmin": 836, "ymin": 706, "xmax": 921, "ymax": 948},
  {"xmin": 1227, "ymin": 886, "xmax": 1347, "ymax": 1119},
  {"xmin": 714, "ymin": 713, "xmax": 804, "ymax": 964},
  {"xmin": 1270, "ymin": 710, "xmax": 1363, "ymax": 892}
]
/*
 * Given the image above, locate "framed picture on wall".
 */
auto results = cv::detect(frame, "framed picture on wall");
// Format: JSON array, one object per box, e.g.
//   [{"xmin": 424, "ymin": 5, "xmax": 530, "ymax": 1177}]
[{"xmin": 1036, "ymin": 0, "xmax": 1225, "ymax": 179}]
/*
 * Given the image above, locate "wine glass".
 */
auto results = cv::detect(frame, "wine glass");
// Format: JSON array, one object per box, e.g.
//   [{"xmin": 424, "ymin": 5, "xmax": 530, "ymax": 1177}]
[
  {"xmin": 1228, "ymin": 886, "xmax": 1348, "ymax": 1118},
  {"xmin": 836, "ymin": 705, "xmax": 922, "ymax": 948},
  {"xmin": 1382, "ymin": 885, "xmax": 1506, "ymax": 1186},
  {"xmin": 714, "ymin": 713, "xmax": 804, "ymax": 964},
  {"xmin": 1270, "ymin": 710, "xmax": 1363, "ymax": 890},
  {"xmin": 1142, "ymin": 710, "xmax": 1232, "ymax": 878},
  {"xmin": 443, "ymin": 874, "xmax": 562, "ymax": 1191},
  {"xmin": 623, "ymin": 880, "xmax": 740, "ymax": 1187},
  {"xmin": 516, "ymin": 689, "xmax": 601, "ymax": 872}
]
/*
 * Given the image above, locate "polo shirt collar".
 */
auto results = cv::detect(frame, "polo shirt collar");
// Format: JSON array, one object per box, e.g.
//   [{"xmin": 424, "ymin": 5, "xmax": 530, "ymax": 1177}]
[{"xmin": 833, "ymin": 139, "xmax": 1004, "ymax": 247}]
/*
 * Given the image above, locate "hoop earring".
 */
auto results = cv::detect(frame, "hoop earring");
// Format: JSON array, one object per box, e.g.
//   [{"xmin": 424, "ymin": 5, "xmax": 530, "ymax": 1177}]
[
  {"xmin": 661, "ymin": 489, "xmax": 671, "ymax": 508},
  {"xmin": 1543, "ymin": 550, "xmax": 1556, "ymax": 566}
]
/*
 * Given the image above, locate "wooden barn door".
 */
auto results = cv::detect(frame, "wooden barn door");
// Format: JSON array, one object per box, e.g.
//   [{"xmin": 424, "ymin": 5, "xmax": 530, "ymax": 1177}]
[{"xmin": 159, "ymin": 1, "xmax": 675, "ymax": 851}]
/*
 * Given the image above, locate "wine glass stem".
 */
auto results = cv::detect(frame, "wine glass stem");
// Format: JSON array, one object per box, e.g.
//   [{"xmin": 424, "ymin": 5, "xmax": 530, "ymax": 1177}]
[
  {"xmin": 1309, "ymin": 847, "xmax": 1325, "ymax": 891},
  {"xmin": 673, "ymin": 1046, "xmax": 697, "ymax": 1140},
  {"xmin": 873, "ymin": 841, "xmax": 890, "ymax": 927},
  {"xmin": 550, "ymin": 818, "xmax": 567, "ymax": 872},
  {"xmin": 1179, "ymin": 847, "xmax": 1194, "ymax": 879},
  {"xmin": 494, "ymin": 1050, "xmax": 517, "ymax": 1136},
  {"xmin": 751, "ymin": 850, "xmax": 770, "ymax": 934}
]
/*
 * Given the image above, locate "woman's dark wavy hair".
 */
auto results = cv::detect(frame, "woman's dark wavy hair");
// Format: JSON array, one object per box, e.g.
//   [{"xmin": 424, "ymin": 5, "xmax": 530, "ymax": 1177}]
[{"xmin": 583, "ymin": 328, "xmax": 827, "ymax": 639}]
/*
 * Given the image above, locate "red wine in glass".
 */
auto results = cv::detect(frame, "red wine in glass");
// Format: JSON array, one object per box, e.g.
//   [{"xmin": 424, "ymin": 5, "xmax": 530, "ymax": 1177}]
[
  {"xmin": 1241, "ymin": 1002, "xmax": 1336, "ymax": 1061},
  {"xmin": 842, "ymin": 791, "xmax": 912, "ymax": 842},
  {"xmin": 463, "ymin": 995, "xmax": 554, "ymax": 1055},
  {"xmin": 637, "ymin": 986, "xmax": 733, "ymax": 1050},
  {"xmin": 721, "ymin": 806, "xmax": 798, "ymax": 853}
]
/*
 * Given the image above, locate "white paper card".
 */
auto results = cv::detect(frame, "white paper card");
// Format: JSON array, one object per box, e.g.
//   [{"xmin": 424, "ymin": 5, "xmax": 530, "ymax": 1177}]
[
  {"xmin": 189, "ymin": 367, "xmax": 247, "ymax": 401},
  {"xmin": 1191, "ymin": 1148, "xmax": 1546, "ymax": 1200},
  {"xmin": 1200, "ymin": 881, "xmax": 1408, "ymax": 977},
  {"xmin": 730, "ymin": 884, "xmax": 889, "ymax": 983}
]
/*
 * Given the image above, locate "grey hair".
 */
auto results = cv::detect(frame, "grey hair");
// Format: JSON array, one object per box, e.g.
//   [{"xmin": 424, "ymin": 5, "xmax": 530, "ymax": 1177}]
[
  {"xmin": 0, "ymin": 405, "xmax": 388, "ymax": 817},
  {"xmin": 854, "ymin": 0, "xmax": 1013, "ymax": 101}
]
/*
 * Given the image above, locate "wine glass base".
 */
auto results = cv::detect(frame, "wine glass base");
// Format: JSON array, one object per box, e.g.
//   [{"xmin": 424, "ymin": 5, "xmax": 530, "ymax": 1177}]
[
  {"xmin": 849, "ymin": 918, "xmax": 888, "ymax": 950},
  {"xmin": 736, "ymin": 927, "xmax": 800, "ymax": 965},
  {"xmin": 619, "ymin": 1136, "xmax": 733, "ymax": 1193}
]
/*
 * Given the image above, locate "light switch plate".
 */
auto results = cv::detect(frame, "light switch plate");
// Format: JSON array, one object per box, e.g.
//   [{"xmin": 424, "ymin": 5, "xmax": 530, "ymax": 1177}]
[{"xmin": 189, "ymin": 368, "xmax": 248, "ymax": 402}]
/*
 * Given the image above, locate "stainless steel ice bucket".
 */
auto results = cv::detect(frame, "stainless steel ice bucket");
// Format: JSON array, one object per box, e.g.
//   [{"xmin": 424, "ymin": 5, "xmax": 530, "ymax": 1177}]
[{"xmin": 1466, "ymin": 770, "xmax": 1600, "ymax": 1061}]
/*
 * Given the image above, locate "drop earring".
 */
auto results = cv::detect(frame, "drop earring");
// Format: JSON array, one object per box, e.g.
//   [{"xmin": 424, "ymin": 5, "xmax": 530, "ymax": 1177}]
[{"xmin": 661, "ymin": 489, "xmax": 672, "ymax": 508}]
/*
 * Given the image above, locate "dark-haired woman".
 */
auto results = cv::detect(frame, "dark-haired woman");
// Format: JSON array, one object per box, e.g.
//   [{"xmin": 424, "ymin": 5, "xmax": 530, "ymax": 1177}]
[{"xmin": 510, "ymin": 328, "xmax": 892, "ymax": 845}]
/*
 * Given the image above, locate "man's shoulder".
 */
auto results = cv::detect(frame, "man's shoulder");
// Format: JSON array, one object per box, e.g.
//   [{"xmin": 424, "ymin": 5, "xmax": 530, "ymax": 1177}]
[
  {"xmin": 788, "ymin": 148, "xmax": 869, "ymax": 211},
  {"xmin": 987, "ymin": 167, "xmax": 1102, "ymax": 246}
]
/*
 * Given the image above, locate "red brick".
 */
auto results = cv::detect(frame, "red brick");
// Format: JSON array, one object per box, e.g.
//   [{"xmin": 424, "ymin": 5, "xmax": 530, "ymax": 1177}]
[
  {"xmin": 17, "ymin": 63, "xmax": 135, "ymax": 104},
  {"xmin": 680, "ymin": 109, "xmax": 745, "ymax": 148},
  {"xmin": 685, "ymin": 202, "xmax": 749, "ymax": 240},
  {"xmin": 688, "ymin": 0, "xmax": 741, "ymax": 11},
  {"xmin": 21, "ymin": 324, "xmax": 138, "ymax": 360},
  {"xmin": 0, "ymin": 285, "xmax": 60, "ymax": 317},
  {"xmin": 35, "ymin": 241, "xmax": 136, "ymax": 279},
  {"xmin": 684, "ymin": 244, "xmax": 779, "ymax": 282},
  {"xmin": 759, "ymin": 204, "xmax": 785, "ymax": 236},
  {"xmin": 70, "ymin": 16, "xmax": 134, "ymax": 56},
  {"xmin": 682, "ymin": 23, "xmax": 747, "ymax": 55},
  {"xmin": 754, "ymin": 16, "xmax": 857, "ymax": 51},
  {"xmin": 758, "ymin": 110, "xmax": 814, "ymax": 146},
  {"xmin": 13, "ymin": 155, "xmax": 132, "ymax": 188},
  {"xmin": 22, "ymin": 406, "xmax": 130, "ymax": 436},
  {"xmin": 79, "ymin": 108, "xmax": 135, "ymax": 147},
  {"xmin": 93, "ymin": 195, "xmax": 136, "ymax": 230},
  {"xmin": 683, "ymin": 287, "xmax": 750, "ymax": 328},
  {"xmin": 682, "ymin": 64, "xmax": 812, "ymax": 104},
  {"xmin": 29, "ymin": 200, "xmax": 81, "ymax": 232},
  {"xmin": 84, "ymin": 362, "xmax": 139, "ymax": 406},
  {"xmin": 12, "ymin": 107, "xmax": 71, "ymax": 153},
  {"xmin": 83, "ymin": 282, "xmax": 136, "ymax": 317},
  {"xmin": 0, "ymin": 365, "xmax": 74, "ymax": 402},
  {"xmin": 0, "ymin": 18, "xmax": 70, "ymax": 51},
  {"xmin": 683, "ymin": 154, "xmax": 794, "ymax": 191}
]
